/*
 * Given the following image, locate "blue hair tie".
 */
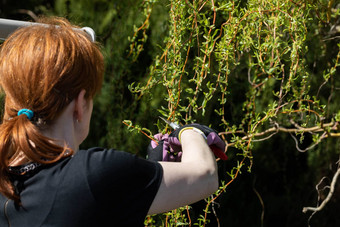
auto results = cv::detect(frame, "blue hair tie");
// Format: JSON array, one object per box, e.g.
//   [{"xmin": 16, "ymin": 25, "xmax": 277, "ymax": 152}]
[{"xmin": 17, "ymin": 109, "xmax": 34, "ymax": 120}]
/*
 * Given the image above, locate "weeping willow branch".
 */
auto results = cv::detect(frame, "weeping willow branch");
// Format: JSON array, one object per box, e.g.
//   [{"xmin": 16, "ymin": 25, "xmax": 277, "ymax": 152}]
[{"xmin": 125, "ymin": 0, "xmax": 340, "ymax": 225}]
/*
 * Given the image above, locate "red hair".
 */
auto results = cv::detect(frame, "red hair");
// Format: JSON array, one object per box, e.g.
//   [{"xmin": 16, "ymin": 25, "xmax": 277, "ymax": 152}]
[{"xmin": 0, "ymin": 17, "xmax": 104, "ymax": 203}]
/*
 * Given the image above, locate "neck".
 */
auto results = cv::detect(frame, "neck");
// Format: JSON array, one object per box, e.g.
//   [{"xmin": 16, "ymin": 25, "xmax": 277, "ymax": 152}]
[{"xmin": 41, "ymin": 100, "xmax": 79, "ymax": 152}]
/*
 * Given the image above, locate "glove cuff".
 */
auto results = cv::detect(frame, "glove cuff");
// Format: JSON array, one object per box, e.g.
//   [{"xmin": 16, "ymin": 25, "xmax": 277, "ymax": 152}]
[{"xmin": 178, "ymin": 127, "xmax": 207, "ymax": 143}]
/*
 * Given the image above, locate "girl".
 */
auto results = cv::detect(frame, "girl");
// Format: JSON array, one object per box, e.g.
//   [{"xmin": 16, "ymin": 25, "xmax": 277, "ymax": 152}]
[{"xmin": 0, "ymin": 17, "xmax": 219, "ymax": 226}]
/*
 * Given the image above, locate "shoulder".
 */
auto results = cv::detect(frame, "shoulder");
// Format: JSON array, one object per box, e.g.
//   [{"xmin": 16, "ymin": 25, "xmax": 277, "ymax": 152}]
[
  {"xmin": 75, "ymin": 147, "xmax": 146, "ymax": 168},
  {"xmin": 73, "ymin": 147, "xmax": 163, "ymax": 183},
  {"xmin": 76, "ymin": 148, "xmax": 163, "ymax": 211}
]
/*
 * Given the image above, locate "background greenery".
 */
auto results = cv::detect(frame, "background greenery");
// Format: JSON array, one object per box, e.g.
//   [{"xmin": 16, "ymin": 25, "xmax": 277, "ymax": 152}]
[{"xmin": 1, "ymin": 0, "xmax": 340, "ymax": 226}]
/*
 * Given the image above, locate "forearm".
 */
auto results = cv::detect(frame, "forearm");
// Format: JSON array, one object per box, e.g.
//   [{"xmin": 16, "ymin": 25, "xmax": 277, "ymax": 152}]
[
  {"xmin": 180, "ymin": 129, "xmax": 217, "ymax": 170},
  {"xmin": 179, "ymin": 129, "xmax": 218, "ymax": 193},
  {"xmin": 180, "ymin": 129, "xmax": 218, "ymax": 191}
]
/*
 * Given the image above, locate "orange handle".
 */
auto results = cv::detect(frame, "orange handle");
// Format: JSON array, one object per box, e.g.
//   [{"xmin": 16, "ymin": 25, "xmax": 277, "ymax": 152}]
[{"xmin": 210, "ymin": 145, "xmax": 228, "ymax": 160}]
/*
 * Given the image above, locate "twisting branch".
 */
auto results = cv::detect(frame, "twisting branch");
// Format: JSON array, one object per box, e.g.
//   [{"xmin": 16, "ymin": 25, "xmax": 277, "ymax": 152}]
[
  {"xmin": 289, "ymin": 132, "xmax": 327, "ymax": 152},
  {"xmin": 223, "ymin": 122, "xmax": 340, "ymax": 148},
  {"xmin": 302, "ymin": 161, "xmax": 340, "ymax": 222}
]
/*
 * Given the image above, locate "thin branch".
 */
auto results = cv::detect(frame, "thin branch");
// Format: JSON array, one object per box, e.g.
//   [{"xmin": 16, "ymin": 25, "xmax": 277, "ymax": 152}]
[
  {"xmin": 289, "ymin": 132, "xmax": 326, "ymax": 152},
  {"xmin": 208, "ymin": 195, "xmax": 220, "ymax": 227},
  {"xmin": 121, "ymin": 121, "xmax": 158, "ymax": 144},
  {"xmin": 252, "ymin": 131, "xmax": 278, "ymax": 142},
  {"xmin": 315, "ymin": 177, "xmax": 331, "ymax": 207},
  {"xmin": 253, "ymin": 176, "xmax": 265, "ymax": 227},
  {"xmin": 14, "ymin": 9, "xmax": 39, "ymax": 21},
  {"xmin": 322, "ymin": 36, "xmax": 340, "ymax": 41}
]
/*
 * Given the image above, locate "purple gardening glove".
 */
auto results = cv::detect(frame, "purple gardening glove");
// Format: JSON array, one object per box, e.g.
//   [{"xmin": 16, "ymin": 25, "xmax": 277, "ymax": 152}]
[
  {"xmin": 167, "ymin": 124, "xmax": 228, "ymax": 160},
  {"xmin": 147, "ymin": 133, "xmax": 182, "ymax": 162}
]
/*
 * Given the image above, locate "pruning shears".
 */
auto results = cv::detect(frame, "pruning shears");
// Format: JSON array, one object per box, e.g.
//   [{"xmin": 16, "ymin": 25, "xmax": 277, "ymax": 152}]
[
  {"xmin": 159, "ymin": 117, "xmax": 180, "ymax": 130},
  {"xmin": 159, "ymin": 116, "xmax": 228, "ymax": 160}
]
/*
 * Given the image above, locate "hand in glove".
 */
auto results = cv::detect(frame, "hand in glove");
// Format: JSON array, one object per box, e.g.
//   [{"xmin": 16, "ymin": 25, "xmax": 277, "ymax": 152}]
[
  {"xmin": 147, "ymin": 124, "xmax": 227, "ymax": 162},
  {"xmin": 147, "ymin": 133, "xmax": 182, "ymax": 162},
  {"xmin": 167, "ymin": 124, "xmax": 228, "ymax": 160}
]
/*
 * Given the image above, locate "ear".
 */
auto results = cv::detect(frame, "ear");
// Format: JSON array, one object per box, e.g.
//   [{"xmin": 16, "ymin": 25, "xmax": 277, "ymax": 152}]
[{"xmin": 73, "ymin": 89, "xmax": 87, "ymax": 122}]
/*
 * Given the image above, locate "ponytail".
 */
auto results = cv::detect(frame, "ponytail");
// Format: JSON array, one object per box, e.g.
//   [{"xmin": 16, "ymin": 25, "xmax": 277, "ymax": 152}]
[{"xmin": 0, "ymin": 113, "xmax": 73, "ymax": 203}]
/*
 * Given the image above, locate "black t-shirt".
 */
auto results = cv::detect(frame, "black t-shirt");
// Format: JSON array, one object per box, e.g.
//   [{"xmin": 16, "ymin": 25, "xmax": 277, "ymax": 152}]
[{"xmin": 0, "ymin": 148, "xmax": 163, "ymax": 227}]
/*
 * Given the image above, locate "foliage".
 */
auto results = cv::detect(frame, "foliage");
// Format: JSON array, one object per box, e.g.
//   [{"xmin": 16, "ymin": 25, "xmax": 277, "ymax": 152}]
[
  {"xmin": 1, "ymin": 0, "xmax": 340, "ymax": 226},
  {"xmin": 128, "ymin": 0, "xmax": 340, "ymax": 226}
]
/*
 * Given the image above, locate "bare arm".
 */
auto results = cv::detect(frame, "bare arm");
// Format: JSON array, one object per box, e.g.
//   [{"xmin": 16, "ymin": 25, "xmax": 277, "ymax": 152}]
[{"xmin": 147, "ymin": 129, "xmax": 218, "ymax": 215}]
